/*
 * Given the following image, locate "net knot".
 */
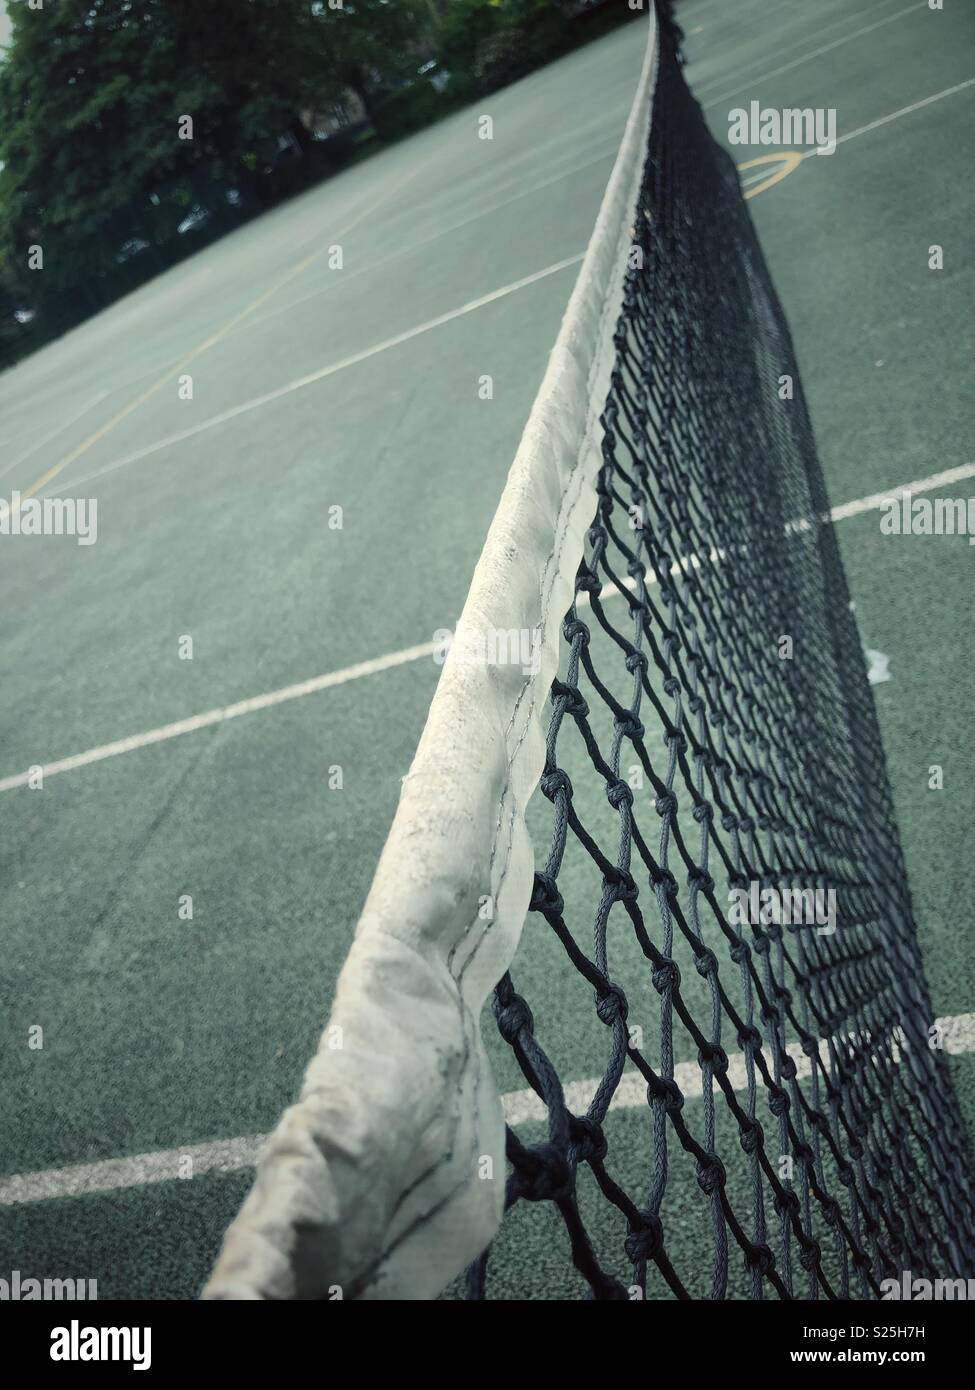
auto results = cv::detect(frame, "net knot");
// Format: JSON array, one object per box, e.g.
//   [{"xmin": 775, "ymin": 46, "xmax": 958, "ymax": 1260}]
[
  {"xmin": 836, "ymin": 1162, "xmax": 856, "ymax": 1189},
  {"xmin": 737, "ymin": 1024, "xmax": 761, "ymax": 1051},
  {"xmin": 767, "ymin": 1085, "xmax": 790, "ymax": 1118},
  {"xmin": 743, "ymin": 1243, "xmax": 775, "ymax": 1277},
  {"xmin": 569, "ymin": 1116, "xmax": 608, "ymax": 1166},
  {"xmin": 652, "ymin": 867, "xmax": 679, "ymax": 899},
  {"xmin": 607, "ymin": 779, "xmax": 634, "ymax": 810},
  {"xmin": 752, "ymin": 932, "xmax": 772, "ymax": 957},
  {"xmin": 793, "ymin": 1140, "xmax": 814, "ymax": 1167},
  {"xmin": 739, "ymin": 1118, "xmax": 763, "ymax": 1155},
  {"xmin": 615, "ymin": 711, "xmax": 644, "ymax": 740},
  {"xmin": 512, "ymin": 1142, "xmax": 573, "ymax": 1203},
  {"xmin": 647, "ymin": 1074, "xmax": 684, "ymax": 1115},
  {"xmin": 691, "ymin": 800, "xmax": 713, "ymax": 824},
  {"xmin": 662, "ymin": 673, "xmax": 681, "ymax": 696},
  {"xmin": 561, "ymin": 617, "xmax": 590, "ymax": 647},
  {"xmin": 540, "ymin": 768, "xmax": 572, "ymax": 802},
  {"xmin": 822, "ymin": 1197, "xmax": 842, "ymax": 1229},
  {"xmin": 595, "ymin": 984, "xmax": 628, "ymax": 1027},
  {"xmin": 688, "ymin": 867, "xmax": 714, "ymax": 895},
  {"xmin": 625, "ymin": 1211, "xmax": 664, "ymax": 1264},
  {"xmin": 651, "ymin": 959, "xmax": 680, "ymax": 995},
  {"xmin": 774, "ymin": 1188, "xmax": 801, "ymax": 1221},
  {"xmin": 721, "ymin": 812, "xmax": 739, "ymax": 832},
  {"xmin": 778, "ymin": 1055, "xmax": 798, "ymax": 1082},
  {"xmin": 693, "ymin": 947, "xmax": 719, "ymax": 979},
  {"xmin": 759, "ymin": 1003, "xmax": 780, "ymax": 1031},
  {"xmin": 698, "ymin": 1041, "xmax": 728, "ymax": 1074},
  {"xmin": 798, "ymin": 1237, "xmax": 822, "ymax": 1273},
  {"xmin": 574, "ymin": 565, "xmax": 601, "ymax": 596},
  {"xmin": 809, "ymin": 1111, "xmax": 831, "ymax": 1139},
  {"xmin": 585, "ymin": 522, "xmax": 608, "ymax": 561},
  {"xmin": 494, "ymin": 993, "xmax": 534, "ymax": 1045},
  {"xmin": 730, "ymin": 941, "xmax": 751, "ymax": 966},
  {"xmin": 661, "ymin": 1078, "xmax": 684, "ymax": 1115},
  {"xmin": 530, "ymin": 872, "xmax": 563, "ymax": 918},
  {"xmin": 611, "ymin": 870, "xmax": 639, "ymax": 904},
  {"xmin": 688, "ymin": 693, "xmax": 705, "ymax": 716},
  {"xmin": 696, "ymin": 1155, "xmax": 726, "ymax": 1197},
  {"xmin": 654, "ymin": 791, "xmax": 678, "ymax": 818},
  {"xmin": 624, "ymin": 649, "xmax": 648, "ymax": 677},
  {"xmin": 550, "ymin": 679, "xmax": 588, "ymax": 719},
  {"xmin": 863, "ymin": 1212, "xmax": 882, "ymax": 1239}
]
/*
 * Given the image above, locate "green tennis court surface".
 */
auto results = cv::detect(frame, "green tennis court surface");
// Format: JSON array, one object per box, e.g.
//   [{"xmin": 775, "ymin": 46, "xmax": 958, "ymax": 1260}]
[{"xmin": 1, "ymin": 0, "xmax": 973, "ymax": 1298}]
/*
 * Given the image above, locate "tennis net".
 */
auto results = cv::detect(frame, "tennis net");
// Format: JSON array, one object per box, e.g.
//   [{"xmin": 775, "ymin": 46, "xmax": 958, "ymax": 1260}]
[{"xmin": 205, "ymin": 2, "xmax": 975, "ymax": 1300}]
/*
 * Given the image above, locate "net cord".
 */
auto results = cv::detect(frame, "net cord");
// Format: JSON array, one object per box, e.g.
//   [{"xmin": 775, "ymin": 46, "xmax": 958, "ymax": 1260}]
[{"xmin": 204, "ymin": 11, "xmax": 661, "ymax": 1301}]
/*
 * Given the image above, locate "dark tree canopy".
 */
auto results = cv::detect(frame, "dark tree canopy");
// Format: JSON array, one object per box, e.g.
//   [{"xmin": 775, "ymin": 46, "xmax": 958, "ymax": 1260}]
[{"xmin": 0, "ymin": 0, "xmax": 629, "ymax": 358}]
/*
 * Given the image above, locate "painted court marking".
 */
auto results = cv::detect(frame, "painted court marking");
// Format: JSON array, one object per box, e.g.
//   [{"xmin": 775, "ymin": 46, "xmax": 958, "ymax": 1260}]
[
  {"xmin": 2, "ymin": 1013, "xmax": 971, "ymax": 1206},
  {"xmin": 3, "ymin": 459, "xmax": 974, "ymax": 795},
  {"xmin": 13, "ymin": 153, "xmax": 443, "ymax": 509},
  {"xmin": 17, "ymin": 72, "xmax": 969, "ymax": 495},
  {"xmin": 691, "ymin": 0, "xmax": 900, "ymax": 101},
  {"xmin": 249, "ymin": 137, "xmax": 621, "ymax": 331},
  {"xmin": 740, "ymin": 76, "xmax": 975, "ymax": 199},
  {"xmin": 0, "ymin": 391, "xmax": 108, "ymax": 484},
  {"xmin": 799, "ymin": 77, "xmax": 975, "ymax": 161},
  {"xmin": 27, "ymin": 70, "xmax": 970, "ymax": 501},
  {"xmin": 702, "ymin": 3, "xmax": 923, "ymax": 110},
  {"xmin": 43, "ymin": 255, "xmax": 585, "ymax": 498}
]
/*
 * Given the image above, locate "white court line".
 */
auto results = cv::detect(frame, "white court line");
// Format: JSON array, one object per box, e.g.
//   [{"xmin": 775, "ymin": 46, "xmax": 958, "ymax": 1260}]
[
  {"xmin": 0, "ymin": 642, "xmax": 437, "ymax": 793},
  {"xmin": 691, "ymin": 0, "xmax": 897, "ymax": 97},
  {"xmin": 829, "ymin": 461, "xmax": 975, "ymax": 520},
  {"xmin": 0, "ymin": 391, "xmax": 108, "ymax": 483},
  {"xmin": 4, "ymin": 459, "xmax": 975, "ymax": 795},
  {"xmin": 251, "ymin": 138, "xmax": 622, "ymax": 331},
  {"xmin": 739, "ymin": 72, "xmax": 975, "ymax": 188},
  {"xmin": 505, "ymin": 1011, "xmax": 975, "ymax": 1126},
  {"xmin": 40, "ymin": 71, "xmax": 973, "ymax": 501},
  {"xmin": 48, "ymin": 254, "xmax": 584, "ymax": 497},
  {"xmin": 800, "ymin": 77, "xmax": 975, "ymax": 159},
  {"xmin": 702, "ymin": 3, "xmax": 922, "ymax": 110},
  {"xmin": 2, "ymin": 1013, "xmax": 971, "ymax": 1206}
]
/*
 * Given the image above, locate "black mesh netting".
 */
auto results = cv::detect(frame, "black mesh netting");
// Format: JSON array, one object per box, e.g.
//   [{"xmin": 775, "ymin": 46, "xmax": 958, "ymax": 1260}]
[{"xmin": 466, "ymin": 8, "xmax": 975, "ymax": 1300}]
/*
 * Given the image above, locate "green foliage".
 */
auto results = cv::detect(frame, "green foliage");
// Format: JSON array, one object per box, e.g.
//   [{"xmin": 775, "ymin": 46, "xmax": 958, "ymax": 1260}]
[
  {"xmin": 371, "ymin": 79, "xmax": 448, "ymax": 143},
  {"xmin": 436, "ymin": 0, "xmax": 582, "ymax": 99},
  {"xmin": 311, "ymin": 0, "xmax": 430, "ymax": 120},
  {"xmin": 0, "ymin": 0, "xmax": 432, "ymax": 300},
  {"xmin": 436, "ymin": 0, "xmax": 502, "ymax": 98},
  {"xmin": 0, "ymin": 0, "xmax": 635, "ymax": 365}
]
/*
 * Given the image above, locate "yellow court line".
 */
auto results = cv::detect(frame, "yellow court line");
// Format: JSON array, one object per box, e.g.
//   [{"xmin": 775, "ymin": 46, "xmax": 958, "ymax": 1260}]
[
  {"xmin": 14, "ymin": 157, "xmax": 436, "ymax": 508},
  {"xmin": 738, "ymin": 151, "xmax": 803, "ymax": 201}
]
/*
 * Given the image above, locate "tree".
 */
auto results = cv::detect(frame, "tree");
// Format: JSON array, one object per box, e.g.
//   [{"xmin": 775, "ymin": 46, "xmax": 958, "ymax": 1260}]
[
  {"xmin": 309, "ymin": 0, "xmax": 430, "ymax": 125},
  {"xmin": 0, "ymin": 0, "xmax": 433, "ymax": 300}
]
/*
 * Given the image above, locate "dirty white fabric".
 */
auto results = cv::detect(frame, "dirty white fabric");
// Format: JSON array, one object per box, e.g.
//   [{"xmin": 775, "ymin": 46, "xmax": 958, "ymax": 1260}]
[{"xmin": 204, "ymin": 12, "xmax": 659, "ymax": 1302}]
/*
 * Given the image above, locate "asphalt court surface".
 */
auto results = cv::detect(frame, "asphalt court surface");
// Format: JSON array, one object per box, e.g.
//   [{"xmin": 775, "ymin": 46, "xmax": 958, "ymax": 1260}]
[{"xmin": 1, "ymin": 0, "xmax": 973, "ymax": 1297}]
